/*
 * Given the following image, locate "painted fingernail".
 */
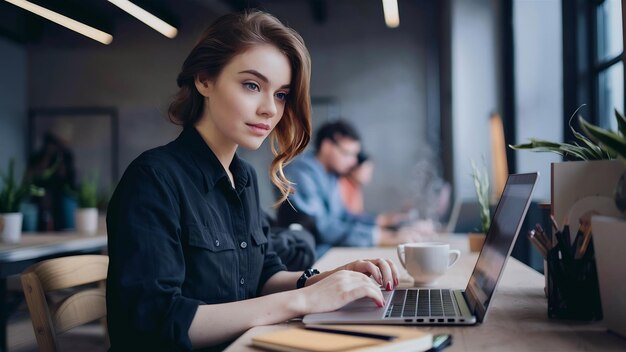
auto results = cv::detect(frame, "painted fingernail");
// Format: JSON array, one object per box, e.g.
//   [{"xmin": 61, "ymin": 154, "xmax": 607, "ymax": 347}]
[
  {"xmin": 394, "ymin": 277, "xmax": 399, "ymax": 286},
  {"xmin": 386, "ymin": 281, "xmax": 392, "ymax": 291}
]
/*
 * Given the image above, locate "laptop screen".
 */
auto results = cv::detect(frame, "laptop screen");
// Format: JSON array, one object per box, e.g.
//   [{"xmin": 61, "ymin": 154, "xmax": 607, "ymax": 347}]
[{"xmin": 465, "ymin": 173, "xmax": 537, "ymax": 322}]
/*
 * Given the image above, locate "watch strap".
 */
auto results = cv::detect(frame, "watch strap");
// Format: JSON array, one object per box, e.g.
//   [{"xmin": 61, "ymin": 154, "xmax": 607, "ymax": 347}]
[{"xmin": 297, "ymin": 268, "xmax": 320, "ymax": 289}]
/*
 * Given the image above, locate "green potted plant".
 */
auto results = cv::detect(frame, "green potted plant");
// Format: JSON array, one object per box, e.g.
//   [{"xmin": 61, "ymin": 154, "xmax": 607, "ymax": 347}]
[
  {"xmin": 578, "ymin": 111, "xmax": 626, "ymax": 212},
  {"xmin": 0, "ymin": 159, "xmax": 43, "ymax": 243},
  {"xmin": 74, "ymin": 174, "xmax": 99, "ymax": 235},
  {"xmin": 469, "ymin": 158, "xmax": 490, "ymax": 252},
  {"xmin": 511, "ymin": 109, "xmax": 626, "ymax": 214}
]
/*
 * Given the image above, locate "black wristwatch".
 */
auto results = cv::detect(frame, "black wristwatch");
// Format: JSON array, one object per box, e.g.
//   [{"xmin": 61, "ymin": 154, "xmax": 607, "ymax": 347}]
[{"xmin": 296, "ymin": 268, "xmax": 320, "ymax": 289}]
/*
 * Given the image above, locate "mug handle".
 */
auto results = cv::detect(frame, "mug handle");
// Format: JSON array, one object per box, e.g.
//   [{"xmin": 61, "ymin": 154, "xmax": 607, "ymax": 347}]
[
  {"xmin": 397, "ymin": 244, "xmax": 407, "ymax": 269},
  {"xmin": 448, "ymin": 249, "xmax": 461, "ymax": 268}
]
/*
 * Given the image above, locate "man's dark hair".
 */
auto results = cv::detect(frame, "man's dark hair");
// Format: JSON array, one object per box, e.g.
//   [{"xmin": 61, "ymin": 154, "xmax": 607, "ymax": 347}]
[{"xmin": 314, "ymin": 120, "xmax": 361, "ymax": 153}]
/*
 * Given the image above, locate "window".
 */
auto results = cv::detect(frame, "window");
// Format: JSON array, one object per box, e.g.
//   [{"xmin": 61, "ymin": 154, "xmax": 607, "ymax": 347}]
[
  {"xmin": 595, "ymin": 0, "xmax": 624, "ymax": 130},
  {"xmin": 562, "ymin": 0, "xmax": 624, "ymax": 140}
]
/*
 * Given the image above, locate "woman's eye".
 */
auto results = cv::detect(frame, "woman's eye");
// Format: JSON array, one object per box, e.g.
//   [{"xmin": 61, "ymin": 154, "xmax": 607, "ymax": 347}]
[
  {"xmin": 244, "ymin": 82, "xmax": 260, "ymax": 91},
  {"xmin": 275, "ymin": 92, "xmax": 288, "ymax": 101}
]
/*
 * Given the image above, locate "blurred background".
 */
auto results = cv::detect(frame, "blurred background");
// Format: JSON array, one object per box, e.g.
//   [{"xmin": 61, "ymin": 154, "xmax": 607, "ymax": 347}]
[{"xmin": 0, "ymin": 0, "xmax": 622, "ymax": 229}]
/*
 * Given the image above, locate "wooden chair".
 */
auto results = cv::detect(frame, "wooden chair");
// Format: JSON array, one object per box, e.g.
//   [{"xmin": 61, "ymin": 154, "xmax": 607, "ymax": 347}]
[{"xmin": 20, "ymin": 255, "xmax": 109, "ymax": 352}]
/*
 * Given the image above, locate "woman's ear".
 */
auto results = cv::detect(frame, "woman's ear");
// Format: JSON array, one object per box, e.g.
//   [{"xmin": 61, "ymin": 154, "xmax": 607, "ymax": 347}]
[{"xmin": 194, "ymin": 76, "xmax": 213, "ymax": 98}]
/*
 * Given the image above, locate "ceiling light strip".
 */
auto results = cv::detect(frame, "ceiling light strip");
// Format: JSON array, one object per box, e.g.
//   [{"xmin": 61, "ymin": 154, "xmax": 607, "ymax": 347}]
[
  {"xmin": 4, "ymin": 0, "xmax": 113, "ymax": 44},
  {"xmin": 382, "ymin": 0, "xmax": 400, "ymax": 28},
  {"xmin": 107, "ymin": 0, "xmax": 178, "ymax": 39}
]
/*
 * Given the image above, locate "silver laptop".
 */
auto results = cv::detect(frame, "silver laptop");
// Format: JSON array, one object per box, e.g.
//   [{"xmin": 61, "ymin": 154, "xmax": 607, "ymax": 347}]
[{"xmin": 303, "ymin": 173, "xmax": 538, "ymax": 326}]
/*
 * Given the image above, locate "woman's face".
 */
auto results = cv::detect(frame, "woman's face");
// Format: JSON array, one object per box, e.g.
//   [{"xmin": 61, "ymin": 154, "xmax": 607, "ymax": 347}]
[{"xmin": 196, "ymin": 44, "xmax": 292, "ymax": 151}]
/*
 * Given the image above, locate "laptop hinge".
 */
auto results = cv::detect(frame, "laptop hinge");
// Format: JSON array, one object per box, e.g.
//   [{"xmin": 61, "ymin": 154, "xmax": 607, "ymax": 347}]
[{"xmin": 455, "ymin": 290, "xmax": 473, "ymax": 317}]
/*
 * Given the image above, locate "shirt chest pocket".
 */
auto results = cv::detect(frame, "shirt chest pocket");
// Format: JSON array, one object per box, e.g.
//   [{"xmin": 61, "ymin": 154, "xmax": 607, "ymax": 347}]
[
  {"xmin": 186, "ymin": 224, "xmax": 236, "ymax": 301},
  {"xmin": 247, "ymin": 229, "xmax": 268, "ymax": 285},
  {"xmin": 250, "ymin": 230, "xmax": 268, "ymax": 251}
]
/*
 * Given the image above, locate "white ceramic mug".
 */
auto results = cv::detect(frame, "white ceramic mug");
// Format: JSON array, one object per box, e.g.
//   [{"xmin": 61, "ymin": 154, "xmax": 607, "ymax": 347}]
[{"xmin": 397, "ymin": 242, "xmax": 461, "ymax": 285}]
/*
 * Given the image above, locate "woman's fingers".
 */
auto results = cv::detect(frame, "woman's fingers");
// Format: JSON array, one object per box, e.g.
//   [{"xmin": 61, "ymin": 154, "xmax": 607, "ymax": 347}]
[
  {"xmin": 342, "ymin": 258, "xmax": 400, "ymax": 290},
  {"xmin": 344, "ymin": 272, "xmax": 385, "ymax": 307},
  {"xmin": 385, "ymin": 258, "xmax": 400, "ymax": 287}
]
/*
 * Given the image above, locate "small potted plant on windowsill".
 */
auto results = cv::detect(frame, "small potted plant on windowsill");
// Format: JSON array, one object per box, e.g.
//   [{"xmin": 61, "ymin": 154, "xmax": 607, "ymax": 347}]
[
  {"xmin": 0, "ymin": 159, "xmax": 44, "ymax": 243},
  {"xmin": 469, "ymin": 158, "xmax": 491, "ymax": 252},
  {"xmin": 75, "ymin": 175, "xmax": 99, "ymax": 235}
]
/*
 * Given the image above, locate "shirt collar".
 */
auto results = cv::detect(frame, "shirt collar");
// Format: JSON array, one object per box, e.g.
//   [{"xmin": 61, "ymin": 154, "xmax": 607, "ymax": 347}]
[{"xmin": 175, "ymin": 127, "xmax": 250, "ymax": 194}]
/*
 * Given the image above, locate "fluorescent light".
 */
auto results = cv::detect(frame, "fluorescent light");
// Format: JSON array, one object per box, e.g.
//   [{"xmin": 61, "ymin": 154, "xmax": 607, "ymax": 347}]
[
  {"xmin": 382, "ymin": 0, "xmax": 400, "ymax": 28},
  {"xmin": 108, "ymin": 0, "xmax": 178, "ymax": 39},
  {"xmin": 4, "ymin": 0, "xmax": 113, "ymax": 44}
]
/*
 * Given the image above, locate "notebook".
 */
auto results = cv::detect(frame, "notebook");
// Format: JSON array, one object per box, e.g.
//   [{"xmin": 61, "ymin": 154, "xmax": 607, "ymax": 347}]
[
  {"xmin": 303, "ymin": 173, "xmax": 538, "ymax": 326},
  {"xmin": 251, "ymin": 325, "xmax": 432, "ymax": 352}
]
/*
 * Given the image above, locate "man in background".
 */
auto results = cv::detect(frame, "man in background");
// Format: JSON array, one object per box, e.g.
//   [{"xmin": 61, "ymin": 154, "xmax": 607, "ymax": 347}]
[{"xmin": 277, "ymin": 120, "xmax": 413, "ymax": 257}]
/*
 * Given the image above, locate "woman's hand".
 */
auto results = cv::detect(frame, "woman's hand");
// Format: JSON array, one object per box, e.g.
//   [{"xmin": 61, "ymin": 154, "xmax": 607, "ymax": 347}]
[
  {"xmin": 376, "ymin": 211, "xmax": 409, "ymax": 228},
  {"xmin": 295, "ymin": 258, "xmax": 399, "ymax": 315},
  {"xmin": 298, "ymin": 270, "xmax": 385, "ymax": 314},
  {"xmin": 339, "ymin": 258, "xmax": 399, "ymax": 291}
]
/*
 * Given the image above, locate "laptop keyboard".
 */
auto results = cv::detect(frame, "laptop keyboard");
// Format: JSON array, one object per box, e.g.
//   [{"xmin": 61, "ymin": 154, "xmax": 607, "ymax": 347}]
[{"xmin": 384, "ymin": 289, "xmax": 458, "ymax": 318}]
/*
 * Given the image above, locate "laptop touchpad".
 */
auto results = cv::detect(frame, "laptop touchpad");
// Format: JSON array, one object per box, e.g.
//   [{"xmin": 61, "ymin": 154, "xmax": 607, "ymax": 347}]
[{"xmin": 339, "ymin": 290, "xmax": 393, "ymax": 311}]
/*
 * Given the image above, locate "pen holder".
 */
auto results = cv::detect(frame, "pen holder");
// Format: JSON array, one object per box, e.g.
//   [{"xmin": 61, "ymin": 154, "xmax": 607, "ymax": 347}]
[{"xmin": 546, "ymin": 237, "xmax": 602, "ymax": 321}]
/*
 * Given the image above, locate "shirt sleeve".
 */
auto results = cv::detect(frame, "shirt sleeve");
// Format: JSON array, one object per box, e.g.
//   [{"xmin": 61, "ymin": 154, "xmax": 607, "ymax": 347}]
[
  {"xmin": 257, "ymin": 219, "xmax": 287, "ymax": 294},
  {"xmin": 284, "ymin": 164, "xmax": 375, "ymax": 248},
  {"xmin": 106, "ymin": 163, "xmax": 201, "ymax": 351}
]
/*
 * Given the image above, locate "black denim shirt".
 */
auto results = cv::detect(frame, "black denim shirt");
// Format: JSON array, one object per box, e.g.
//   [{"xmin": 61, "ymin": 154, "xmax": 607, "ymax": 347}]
[{"xmin": 106, "ymin": 127, "xmax": 286, "ymax": 351}]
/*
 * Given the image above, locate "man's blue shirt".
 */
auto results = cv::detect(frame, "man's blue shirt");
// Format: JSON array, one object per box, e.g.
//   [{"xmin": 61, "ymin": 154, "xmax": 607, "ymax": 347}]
[{"xmin": 282, "ymin": 152, "xmax": 376, "ymax": 257}]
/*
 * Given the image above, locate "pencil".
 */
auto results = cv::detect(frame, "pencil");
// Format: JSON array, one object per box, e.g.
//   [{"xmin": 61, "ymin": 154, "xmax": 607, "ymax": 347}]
[
  {"xmin": 528, "ymin": 230, "xmax": 548, "ymax": 258},
  {"xmin": 550, "ymin": 214, "xmax": 560, "ymax": 233},
  {"xmin": 534, "ymin": 225, "xmax": 552, "ymax": 250},
  {"xmin": 575, "ymin": 227, "xmax": 593, "ymax": 259}
]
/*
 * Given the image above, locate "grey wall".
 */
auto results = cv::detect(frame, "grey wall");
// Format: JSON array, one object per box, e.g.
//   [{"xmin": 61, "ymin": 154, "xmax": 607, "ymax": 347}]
[
  {"xmin": 0, "ymin": 37, "xmax": 27, "ymax": 176},
  {"xmin": 27, "ymin": 1, "xmax": 432, "ymax": 216},
  {"xmin": 514, "ymin": 0, "xmax": 562, "ymax": 201},
  {"xmin": 27, "ymin": 5, "xmax": 213, "ymax": 176},
  {"xmin": 450, "ymin": 0, "xmax": 500, "ymax": 200}
]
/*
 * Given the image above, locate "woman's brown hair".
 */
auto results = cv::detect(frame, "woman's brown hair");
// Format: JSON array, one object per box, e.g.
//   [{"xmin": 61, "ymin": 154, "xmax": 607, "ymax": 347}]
[{"xmin": 168, "ymin": 11, "xmax": 311, "ymax": 204}]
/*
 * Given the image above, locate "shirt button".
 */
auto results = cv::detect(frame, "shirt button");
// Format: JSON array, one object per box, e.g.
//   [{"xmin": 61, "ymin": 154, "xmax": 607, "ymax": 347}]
[
  {"xmin": 240, "ymin": 277, "xmax": 245, "ymax": 285},
  {"xmin": 215, "ymin": 239, "xmax": 220, "ymax": 247},
  {"xmin": 240, "ymin": 241, "xmax": 247, "ymax": 249}
]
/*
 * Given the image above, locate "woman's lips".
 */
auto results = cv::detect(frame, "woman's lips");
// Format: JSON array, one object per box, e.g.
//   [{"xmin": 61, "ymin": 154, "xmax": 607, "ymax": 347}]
[{"xmin": 247, "ymin": 123, "xmax": 271, "ymax": 135}]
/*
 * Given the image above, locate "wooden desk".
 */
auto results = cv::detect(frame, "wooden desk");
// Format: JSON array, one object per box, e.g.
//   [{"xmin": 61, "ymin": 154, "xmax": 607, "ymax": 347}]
[
  {"xmin": 0, "ymin": 232, "xmax": 107, "ymax": 352},
  {"xmin": 226, "ymin": 235, "xmax": 626, "ymax": 351}
]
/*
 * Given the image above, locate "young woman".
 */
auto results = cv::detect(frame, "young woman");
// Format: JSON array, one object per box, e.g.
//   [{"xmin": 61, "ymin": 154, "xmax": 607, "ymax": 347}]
[{"xmin": 106, "ymin": 11, "xmax": 399, "ymax": 351}]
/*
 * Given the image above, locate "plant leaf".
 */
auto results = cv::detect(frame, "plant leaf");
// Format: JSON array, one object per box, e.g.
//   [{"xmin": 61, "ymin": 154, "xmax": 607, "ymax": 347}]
[
  {"xmin": 571, "ymin": 116, "xmax": 612, "ymax": 158},
  {"xmin": 615, "ymin": 109, "xmax": 626, "ymax": 137},
  {"xmin": 579, "ymin": 116, "xmax": 626, "ymax": 160}
]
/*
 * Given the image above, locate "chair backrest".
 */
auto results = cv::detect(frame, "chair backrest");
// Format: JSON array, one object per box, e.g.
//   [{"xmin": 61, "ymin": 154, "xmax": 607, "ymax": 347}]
[{"xmin": 21, "ymin": 255, "xmax": 109, "ymax": 352}]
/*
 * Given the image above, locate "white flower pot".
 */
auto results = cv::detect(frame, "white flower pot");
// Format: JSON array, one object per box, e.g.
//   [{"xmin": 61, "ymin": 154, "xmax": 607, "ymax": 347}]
[
  {"xmin": 75, "ymin": 208, "xmax": 98, "ymax": 235},
  {"xmin": 1, "ymin": 212, "xmax": 23, "ymax": 244}
]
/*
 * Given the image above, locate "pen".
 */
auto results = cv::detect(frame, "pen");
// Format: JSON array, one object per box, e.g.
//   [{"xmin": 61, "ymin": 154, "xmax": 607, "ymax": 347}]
[
  {"xmin": 571, "ymin": 229, "xmax": 583, "ymax": 255},
  {"xmin": 554, "ymin": 230, "xmax": 573, "ymax": 262},
  {"xmin": 304, "ymin": 326, "xmax": 396, "ymax": 341},
  {"xmin": 561, "ymin": 216, "xmax": 571, "ymax": 253}
]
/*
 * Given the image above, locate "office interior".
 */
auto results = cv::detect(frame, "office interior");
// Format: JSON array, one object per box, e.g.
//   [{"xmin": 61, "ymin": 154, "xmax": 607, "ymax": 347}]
[
  {"xmin": 3, "ymin": 0, "xmax": 622, "ymax": 265},
  {"xmin": 0, "ymin": 0, "xmax": 623, "ymax": 349}
]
